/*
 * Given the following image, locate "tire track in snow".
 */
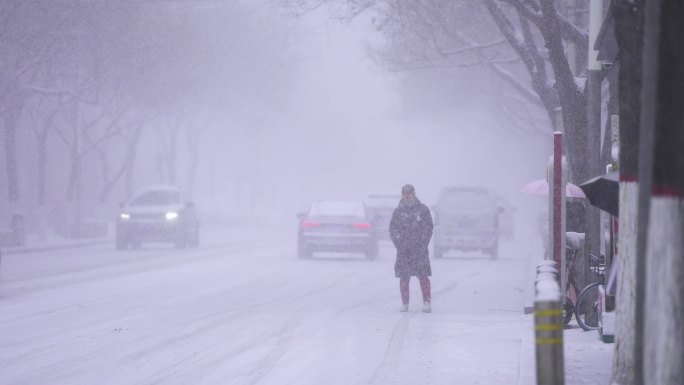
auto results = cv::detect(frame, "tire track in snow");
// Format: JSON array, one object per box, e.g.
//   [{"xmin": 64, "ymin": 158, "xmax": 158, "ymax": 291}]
[
  {"xmin": 0, "ymin": 255, "xmax": 283, "ymax": 370},
  {"xmin": 367, "ymin": 312, "xmax": 416, "ymax": 385},
  {"xmin": 331, "ymin": 265, "xmax": 488, "ymax": 315},
  {"xmin": 240, "ymin": 274, "xmax": 387, "ymax": 385},
  {"xmin": 0, "ymin": 242, "xmax": 289, "ymax": 354},
  {"xmin": 362, "ymin": 263, "xmax": 488, "ymax": 384},
  {"xmin": 1, "ymin": 240, "xmax": 285, "ymax": 300},
  {"xmin": 432, "ymin": 268, "xmax": 488, "ymax": 297},
  {"xmin": 134, "ymin": 269, "xmax": 376, "ymax": 384},
  {"xmin": 0, "ymin": 242, "xmax": 300, "ymax": 384},
  {"xmin": 2, "ymin": 243, "xmax": 388, "ymax": 385}
]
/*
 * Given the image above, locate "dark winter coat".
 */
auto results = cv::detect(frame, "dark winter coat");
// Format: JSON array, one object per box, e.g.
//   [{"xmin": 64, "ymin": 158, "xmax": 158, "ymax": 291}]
[{"xmin": 389, "ymin": 198, "xmax": 433, "ymax": 278}]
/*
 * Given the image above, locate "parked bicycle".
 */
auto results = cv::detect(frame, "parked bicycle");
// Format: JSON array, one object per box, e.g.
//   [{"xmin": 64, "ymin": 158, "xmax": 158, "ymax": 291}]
[{"xmin": 574, "ymin": 253, "xmax": 606, "ymax": 331}]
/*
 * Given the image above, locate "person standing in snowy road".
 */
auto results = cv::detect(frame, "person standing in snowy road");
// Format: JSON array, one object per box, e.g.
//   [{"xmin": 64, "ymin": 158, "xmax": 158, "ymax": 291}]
[{"xmin": 389, "ymin": 184, "xmax": 434, "ymax": 313}]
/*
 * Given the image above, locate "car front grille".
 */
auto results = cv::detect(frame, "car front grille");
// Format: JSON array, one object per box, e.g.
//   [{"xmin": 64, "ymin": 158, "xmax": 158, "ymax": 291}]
[{"xmin": 131, "ymin": 213, "xmax": 166, "ymax": 221}]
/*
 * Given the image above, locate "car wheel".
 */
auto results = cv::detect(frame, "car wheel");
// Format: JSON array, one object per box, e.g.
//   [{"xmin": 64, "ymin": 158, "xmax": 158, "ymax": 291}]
[
  {"xmin": 189, "ymin": 226, "xmax": 200, "ymax": 248},
  {"xmin": 366, "ymin": 243, "xmax": 378, "ymax": 260},
  {"xmin": 489, "ymin": 242, "xmax": 499, "ymax": 260},
  {"xmin": 433, "ymin": 244, "xmax": 444, "ymax": 259},
  {"xmin": 175, "ymin": 226, "xmax": 192, "ymax": 249},
  {"xmin": 115, "ymin": 234, "xmax": 128, "ymax": 251},
  {"xmin": 297, "ymin": 241, "xmax": 311, "ymax": 259},
  {"xmin": 175, "ymin": 237, "xmax": 187, "ymax": 249}
]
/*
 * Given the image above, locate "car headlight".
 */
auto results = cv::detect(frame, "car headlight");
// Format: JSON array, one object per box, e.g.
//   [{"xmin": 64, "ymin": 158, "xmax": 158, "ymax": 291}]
[
  {"xmin": 120, "ymin": 213, "xmax": 131, "ymax": 220},
  {"xmin": 165, "ymin": 212, "xmax": 179, "ymax": 220}
]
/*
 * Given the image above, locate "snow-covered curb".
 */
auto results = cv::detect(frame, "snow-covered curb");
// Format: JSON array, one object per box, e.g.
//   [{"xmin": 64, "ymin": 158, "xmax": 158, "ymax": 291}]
[{"xmin": 1, "ymin": 238, "xmax": 112, "ymax": 255}]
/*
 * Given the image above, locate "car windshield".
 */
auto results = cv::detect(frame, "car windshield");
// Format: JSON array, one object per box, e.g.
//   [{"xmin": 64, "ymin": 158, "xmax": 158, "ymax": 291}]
[
  {"xmin": 309, "ymin": 201, "xmax": 366, "ymax": 218},
  {"xmin": 364, "ymin": 195, "xmax": 400, "ymax": 208},
  {"xmin": 439, "ymin": 191, "xmax": 495, "ymax": 212},
  {"xmin": 130, "ymin": 190, "xmax": 181, "ymax": 206}
]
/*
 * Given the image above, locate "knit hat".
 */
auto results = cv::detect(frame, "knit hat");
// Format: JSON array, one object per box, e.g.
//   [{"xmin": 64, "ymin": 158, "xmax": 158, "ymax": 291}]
[{"xmin": 401, "ymin": 184, "xmax": 415, "ymax": 194}]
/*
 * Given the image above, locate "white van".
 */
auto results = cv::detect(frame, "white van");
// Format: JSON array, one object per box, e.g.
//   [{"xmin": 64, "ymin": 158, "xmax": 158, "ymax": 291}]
[{"xmin": 432, "ymin": 187, "xmax": 502, "ymax": 259}]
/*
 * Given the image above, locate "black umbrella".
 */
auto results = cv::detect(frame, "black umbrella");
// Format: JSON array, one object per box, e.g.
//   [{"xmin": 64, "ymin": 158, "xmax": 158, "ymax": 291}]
[{"xmin": 579, "ymin": 172, "xmax": 620, "ymax": 217}]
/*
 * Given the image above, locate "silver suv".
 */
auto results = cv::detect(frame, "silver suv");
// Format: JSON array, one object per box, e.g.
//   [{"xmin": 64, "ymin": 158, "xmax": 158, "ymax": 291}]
[
  {"xmin": 432, "ymin": 187, "xmax": 501, "ymax": 259},
  {"xmin": 115, "ymin": 186, "xmax": 199, "ymax": 250}
]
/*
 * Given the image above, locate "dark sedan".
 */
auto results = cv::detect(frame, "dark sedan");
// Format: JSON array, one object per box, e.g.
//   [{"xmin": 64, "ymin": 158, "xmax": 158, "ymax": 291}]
[{"xmin": 297, "ymin": 200, "xmax": 377, "ymax": 259}]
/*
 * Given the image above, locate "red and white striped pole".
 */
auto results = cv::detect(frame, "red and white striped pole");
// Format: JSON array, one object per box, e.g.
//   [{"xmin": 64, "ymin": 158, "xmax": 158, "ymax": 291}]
[
  {"xmin": 612, "ymin": 0, "xmax": 644, "ymax": 377},
  {"xmin": 611, "ymin": 0, "xmax": 648, "ymax": 379},
  {"xmin": 640, "ymin": 0, "xmax": 684, "ymax": 383}
]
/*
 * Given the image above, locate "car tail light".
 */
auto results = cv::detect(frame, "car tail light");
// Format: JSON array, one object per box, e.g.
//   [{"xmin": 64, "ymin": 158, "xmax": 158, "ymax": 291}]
[
  {"xmin": 352, "ymin": 222, "xmax": 371, "ymax": 229},
  {"xmin": 302, "ymin": 221, "xmax": 320, "ymax": 228}
]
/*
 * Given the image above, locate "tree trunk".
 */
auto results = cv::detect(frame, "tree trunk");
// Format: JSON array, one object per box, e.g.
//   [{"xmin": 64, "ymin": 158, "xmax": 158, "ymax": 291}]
[
  {"xmin": 185, "ymin": 122, "xmax": 206, "ymax": 198},
  {"xmin": 616, "ymin": 181, "xmax": 639, "ymax": 384},
  {"xmin": 160, "ymin": 122, "xmax": 180, "ymax": 185},
  {"xmin": 644, "ymin": 200, "xmax": 684, "ymax": 385},
  {"xmin": 96, "ymin": 148, "xmax": 111, "ymax": 203},
  {"xmin": 3, "ymin": 106, "xmax": 22, "ymax": 203},
  {"xmin": 483, "ymin": 0, "xmax": 587, "ymax": 182},
  {"xmin": 643, "ymin": 1, "xmax": 684, "ymax": 383},
  {"xmin": 186, "ymin": 147, "xmax": 200, "ymax": 198},
  {"xmin": 543, "ymin": 11, "xmax": 592, "ymax": 292},
  {"xmin": 65, "ymin": 147, "xmax": 80, "ymax": 203},
  {"xmin": 583, "ymin": 70, "xmax": 603, "ymax": 293},
  {"xmin": 37, "ymin": 131, "xmax": 48, "ymax": 206},
  {"xmin": 101, "ymin": 126, "xmax": 143, "ymax": 203},
  {"xmin": 35, "ymin": 131, "xmax": 49, "ymax": 241},
  {"xmin": 612, "ymin": 1, "xmax": 644, "ymax": 384},
  {"xmin": 538, "ymin": 0, "xmax": 589, "ymax": 185},
  {"xmin": 124, "ymin": 150, "xmax": 138, "ymax": 202}
]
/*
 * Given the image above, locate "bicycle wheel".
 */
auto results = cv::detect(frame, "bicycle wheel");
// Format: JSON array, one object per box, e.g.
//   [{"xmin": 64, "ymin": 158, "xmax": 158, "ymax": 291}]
[
  {"xmin": 575, "ymin": 282, "xmax": 601, "ymax": 331},
  {"xmin": 563, "ymin": 296, "xmax": 574, "ymax": 325}
]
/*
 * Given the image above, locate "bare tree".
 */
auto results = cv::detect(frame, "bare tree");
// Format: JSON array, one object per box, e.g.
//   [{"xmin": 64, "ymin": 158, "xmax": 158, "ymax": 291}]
[
  {"xmin": 27, "ymin": 96, "xmax": 71, "ymax": 206},
  {"xmin": 1, "ymin": 0, "xmax": 303, "ymax": 230},
  {"xmin": 289, "ymin": 0, "xmax": 599, "ymax": 184},
  {"xmin": 92, "ymin": 116, "xmax": 146, "ymax": 204},
  {"xmin": 185, "ymin": 117, "xmax": 210, "ymax": 199},
  {"xmin": 157, "ymin": 116, "xmax": 182, "ymax": 186},
  {"xmin": 0, "ymin": 2, "xmax": 65, "ymax": 203}
]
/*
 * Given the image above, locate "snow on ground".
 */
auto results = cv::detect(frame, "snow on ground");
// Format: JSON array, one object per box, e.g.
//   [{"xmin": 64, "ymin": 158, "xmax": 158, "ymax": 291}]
[{"xmin": 0, "ymin": 224, "xmax": 611, "ymax": 385}]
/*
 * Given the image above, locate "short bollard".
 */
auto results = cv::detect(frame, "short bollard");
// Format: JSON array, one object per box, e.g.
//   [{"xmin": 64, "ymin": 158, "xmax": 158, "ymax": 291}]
[{"xmin": 535, "ymin": 297, "xmax": 564, "ymax": 385}]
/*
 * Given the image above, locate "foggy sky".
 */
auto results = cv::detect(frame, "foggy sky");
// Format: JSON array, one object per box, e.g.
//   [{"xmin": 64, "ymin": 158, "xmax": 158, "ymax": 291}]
[{"xmin": 0, "ymin": 1, "xmax": 551, "ymax": 230}]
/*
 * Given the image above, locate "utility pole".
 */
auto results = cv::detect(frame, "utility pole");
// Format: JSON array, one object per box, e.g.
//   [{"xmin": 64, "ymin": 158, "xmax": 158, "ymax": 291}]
[{"xmin": 641, "ymin": 1, "xmax": 684, "ymax": 384}]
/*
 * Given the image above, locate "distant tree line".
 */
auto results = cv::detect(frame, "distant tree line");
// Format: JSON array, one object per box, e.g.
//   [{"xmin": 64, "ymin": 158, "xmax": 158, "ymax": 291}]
[{"xmin": 0, "ymin": 1, "xmax": 296, "ymax": 233}]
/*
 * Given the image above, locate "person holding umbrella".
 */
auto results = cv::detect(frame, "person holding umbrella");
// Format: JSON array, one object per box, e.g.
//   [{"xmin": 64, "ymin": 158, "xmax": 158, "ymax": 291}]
[{"xmin": 579, "ymin": 172, "xmax": 620, "ymax": 217}]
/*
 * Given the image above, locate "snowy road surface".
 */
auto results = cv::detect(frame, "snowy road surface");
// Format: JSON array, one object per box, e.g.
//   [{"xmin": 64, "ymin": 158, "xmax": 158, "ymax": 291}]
[{"xmin": 0, "ymin": 225, "xmax": 533, "ymax": 385}]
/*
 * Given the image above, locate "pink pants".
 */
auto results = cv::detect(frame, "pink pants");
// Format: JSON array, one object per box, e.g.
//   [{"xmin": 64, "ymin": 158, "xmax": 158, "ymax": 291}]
[{"xmin": 399, "ymin": 276, "xmax": 431, "ymax": 304}]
